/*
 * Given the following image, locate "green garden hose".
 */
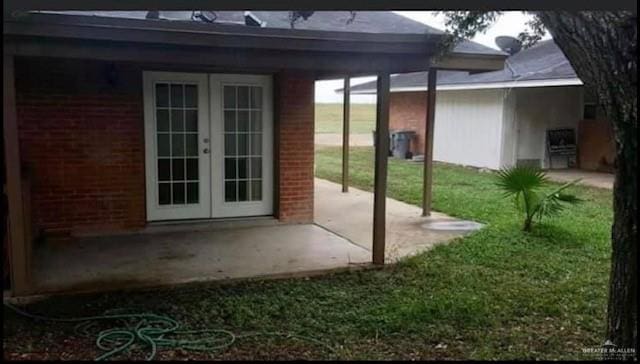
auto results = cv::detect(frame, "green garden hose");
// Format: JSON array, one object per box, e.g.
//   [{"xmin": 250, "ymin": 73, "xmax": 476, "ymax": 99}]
[{"xmin": 4, "ymin": 302, "xmax": 336, "ymax": 361}]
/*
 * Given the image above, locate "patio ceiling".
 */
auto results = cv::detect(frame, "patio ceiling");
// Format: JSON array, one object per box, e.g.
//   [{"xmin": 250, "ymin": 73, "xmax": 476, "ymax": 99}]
[{"xmin": 3, "ymin": 12, "xmax": 507, "ymax": 78}]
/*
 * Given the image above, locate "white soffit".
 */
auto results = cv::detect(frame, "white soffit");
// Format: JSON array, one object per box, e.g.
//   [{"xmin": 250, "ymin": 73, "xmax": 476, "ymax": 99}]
[{"xmin": 350, "ymin": 78, "xmax": 584, "ymax": 94}]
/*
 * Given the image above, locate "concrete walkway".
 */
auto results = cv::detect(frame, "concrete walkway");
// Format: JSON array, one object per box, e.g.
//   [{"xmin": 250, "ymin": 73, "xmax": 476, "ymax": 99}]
[
  {"xmin": 315, "ymin": 133, "xmax": 373, "ymax": 146},
  {"xmin": 546, "ymin": 169, "xmax": 614, "ymax": 189},
  {"xmin": 314, "ymin": 178, "xmax": 481, "ymax": 262}
]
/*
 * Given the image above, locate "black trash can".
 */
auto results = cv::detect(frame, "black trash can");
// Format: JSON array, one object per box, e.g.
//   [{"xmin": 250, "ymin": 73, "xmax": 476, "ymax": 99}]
[{"xmin": 391, "ymin": 130, "xmax": 416, "ymax": 159}]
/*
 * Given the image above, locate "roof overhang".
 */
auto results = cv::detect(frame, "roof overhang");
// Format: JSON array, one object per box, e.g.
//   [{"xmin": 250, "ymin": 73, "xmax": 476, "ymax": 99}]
[
  {"xmin": 4, "ymin": 12, "xmax": 445, "ymax": 54},
  {"xmin": 349, "ymin": 77, "xmax": 584, "ymax": 94},
  {"xmin": 3, "ymin": 12, "xmax": 507, "ymax": 79},
  {"xmin": 430, "ymin": 52, "xmax": 507, "ymax": 72}
]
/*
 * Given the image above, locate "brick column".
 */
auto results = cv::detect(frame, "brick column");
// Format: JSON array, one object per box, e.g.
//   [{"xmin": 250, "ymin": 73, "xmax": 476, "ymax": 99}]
[{"xmin": 275, "ymin": 71, "xmax": 315, "ymax": 223}]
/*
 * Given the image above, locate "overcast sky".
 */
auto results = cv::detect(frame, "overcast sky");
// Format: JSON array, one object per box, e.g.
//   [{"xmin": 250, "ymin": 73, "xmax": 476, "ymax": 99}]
[{"xmin": 315, "ymin": 11, "xmax": 551, "ymax": 103}]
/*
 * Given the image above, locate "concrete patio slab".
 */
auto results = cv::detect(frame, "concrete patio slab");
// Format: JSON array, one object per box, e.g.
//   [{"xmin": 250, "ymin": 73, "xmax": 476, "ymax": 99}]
[
  {"xmin": 33, "ymin": 224, "xmax": 370, "ymax": 295},
  {"xmin": 314, "ymin": 178, "xmax": 481, "ymax": 262},
  {"xmin": 31, "ymin": 179, "xmax": 481, "ymax": 296},
  {"xmin": 545, "ymin": 169, "xmax": 614, "ymax": 189}
]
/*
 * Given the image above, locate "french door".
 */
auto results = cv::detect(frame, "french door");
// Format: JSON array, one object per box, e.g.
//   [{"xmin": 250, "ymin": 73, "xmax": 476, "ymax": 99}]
[{"xmin": 144, "ymin": 72, "xmax": 273, "ymax": 221}]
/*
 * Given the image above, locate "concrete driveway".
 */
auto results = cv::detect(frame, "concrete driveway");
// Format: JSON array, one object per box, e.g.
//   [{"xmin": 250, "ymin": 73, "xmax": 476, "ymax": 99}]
[{"xmin": 546, "ymin": 169, "xmax": 614, "ymax": 189}]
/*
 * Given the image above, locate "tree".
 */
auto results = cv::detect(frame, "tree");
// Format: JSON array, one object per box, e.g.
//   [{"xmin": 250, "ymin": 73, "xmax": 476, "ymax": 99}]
[
  {"xmin": 288, "ymin": 11, "xmax": 315, "ymax": 28},
  {"xmin": 444, "ymin": 11, "xmax": 637, "ymax": 357}
]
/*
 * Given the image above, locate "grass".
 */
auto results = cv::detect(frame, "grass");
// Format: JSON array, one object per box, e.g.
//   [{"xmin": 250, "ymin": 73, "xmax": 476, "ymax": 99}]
[
  {"xmin": 3, "ymin": 146, "xmax": 613, "ymax": 360},
  {"xmin": 315, "ymin": 103, "xmax": 375, "ymax": 134}
]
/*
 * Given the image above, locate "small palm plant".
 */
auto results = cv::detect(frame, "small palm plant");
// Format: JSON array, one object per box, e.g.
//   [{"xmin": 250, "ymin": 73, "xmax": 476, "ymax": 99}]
[{"xmin": 496, "ymin": 166, "xmax": 582, "ymax": 231}]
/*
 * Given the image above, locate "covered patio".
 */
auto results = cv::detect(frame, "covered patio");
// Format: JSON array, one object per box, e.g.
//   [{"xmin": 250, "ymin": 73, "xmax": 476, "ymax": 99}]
[
  {"xmin": 31, "ymin": 177, "xmax": 480, "ymax": 296},
  {"xmin": 4, "ymin": 11, "xmax": 506, "ymax": 297}
]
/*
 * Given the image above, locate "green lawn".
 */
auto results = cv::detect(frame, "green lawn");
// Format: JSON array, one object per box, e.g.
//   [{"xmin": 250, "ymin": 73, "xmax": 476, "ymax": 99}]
[
  {"xmin": 3, "ymin": 146, "xmax": 612, "ymax": 360},
  {"xmin": 315, "ymin": 103, "xmax": 375, "ymax": 134}
]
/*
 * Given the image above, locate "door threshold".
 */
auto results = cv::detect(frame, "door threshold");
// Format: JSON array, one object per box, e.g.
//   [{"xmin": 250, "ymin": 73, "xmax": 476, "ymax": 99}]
[{"xmin": 142, "ymin": 216, "xmax": 281, "ymax": 234}]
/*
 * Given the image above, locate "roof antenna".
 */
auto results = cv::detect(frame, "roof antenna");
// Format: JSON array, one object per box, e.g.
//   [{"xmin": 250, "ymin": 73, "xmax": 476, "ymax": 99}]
[
  {"xmin": 346, "ymin": 11, "xmax": 356, "ymax": 25},
  {"xmin": 191, "ymin": 11, "xmax": 217, "ymax": 23}
]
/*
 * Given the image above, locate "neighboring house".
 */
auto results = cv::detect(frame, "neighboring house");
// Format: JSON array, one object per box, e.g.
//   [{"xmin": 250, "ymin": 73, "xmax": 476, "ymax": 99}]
[
  {"xmin": 3, "ymin": 11, "xmax": 505, "ymax": 296},
  {"xmin": 348, "ymin": 39, "xmax": 616, "ymax": 171}
]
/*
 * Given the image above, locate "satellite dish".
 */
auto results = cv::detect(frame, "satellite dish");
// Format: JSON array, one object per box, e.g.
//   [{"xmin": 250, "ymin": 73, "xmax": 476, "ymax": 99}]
[{"xmin": 495, "ymin": 36, "xmax": 522, "ymax": 55}]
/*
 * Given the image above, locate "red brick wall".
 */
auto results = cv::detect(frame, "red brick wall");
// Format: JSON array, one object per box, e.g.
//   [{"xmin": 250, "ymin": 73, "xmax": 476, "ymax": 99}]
[
  {"xmin": 15, "ymin": 58, "xmax": 146, "ymax": 235},
  {"xmin": 275, "ymin": 72, "xmax": 315, "ymax": 223},
  {"xmin": 389, "ymin": 91, "xmax": 428, "ymax": 155},
  {"xmin": 15, "ymin": 58, "xmax": 316, "ymax": 233}
]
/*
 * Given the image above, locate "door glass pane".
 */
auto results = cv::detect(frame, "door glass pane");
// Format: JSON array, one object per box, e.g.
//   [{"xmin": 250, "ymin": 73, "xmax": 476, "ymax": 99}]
[
  {"xmin": 250, "ymin": 111, "xmax": 262, "ymax": 132},
  {"xmin": 186, "ymin": 134, "xmax": 198, "ymax": 156},
  {"xmin": 171, "ymin": 134, "xmax": 185, "ymax": 157},
  {"xmin": 224, "ymin": 134, "xmax": 236, "ymax": 156},
  {"xmin": 159, "ymin": 183, "xmax": 171, "ymax": 205},
  {"xmin": 172, "ymin": 159, "xmax": 185, "ymax": 181},
  {"xmin": 158, "ymin": 159, "xmax": 171, "ymax": 181},
  {"xmin": 185, "ymin": 110, "xmax": 198, "ymax": 132},
  {"xmin": 171, "ymin": 84, "xmax": 184, "ymax": 108},
  {"xmin": 186, "ymin": 158, "xmax": 199, "ymax": 180},
  {"xmin": 187, "ymin": 182, "xmax": 199, "ymax": 204},
  {"xmin": 171, "ymin": 110, "xmax": 184, "ymax": 132},
  {"xmin": 157, "ymin": 109, "xmax": 169, "ymax": 132},
  {"xmin": 157, "ymin": 134, "xmax": 170, "ymax": 157},
  {"xmin": 156, "ymin": 84, "xmax": 169, "ymax": 107},
  {"xmin": 237, "ymin": 134, "xmax": 249, "ymax": 156},
  {"xmin": 172, "ymin": 182, "xmax": 185, "ymax": 204},
  {"xmin": 154, "ymin": 82, "xmax": 200, "ymax": 206},
  {"xmin": 224, "ymin": 111, "xmax": 236, "ymax": 132},
  {"xmin": 250, "ymin": 134, "xmax": 262, "ymax": 155},
  {"xmin": 225, "ymin": 158, "xmax": 237, "ymax": 179},
  {"xmin": 238, "ymin": 158, "xmax": 249, "ymax": 179},
  {"xmin": 251, "ymin": 180, "xmax": 262, "ymax": 201},
  {"xmin": 250, "ymin": 87, "xmax": 262, "ymax": 108},
  {"xmin": 225, "ymin": 181, "xmax": 236, "ymax": 202},
  {"xmin": 237, "ymin": 111, "xmax": 250, "ymax": 132},
  {"xmin": 185, "ymin": 85, "xmax": 198, "ymax": 108},
  {"xmin": 251, "ymin": 157, "xmax": 262, "ymax": 178},
  {"xmin": 237, "ymin": 86, "xmax": 250, "ymax": 108},
  {"xmin": 224, "ymin": 86, "xmax": 236, "ymax": 109},
  {"xmin": 238, "ymin": 181, "xmax": 249, "ymax": 201}
]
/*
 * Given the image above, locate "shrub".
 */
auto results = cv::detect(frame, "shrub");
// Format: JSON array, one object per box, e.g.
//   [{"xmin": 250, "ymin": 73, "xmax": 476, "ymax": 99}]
[{"xmin": 496, "ymin": 166, "xmax": 582, "ymax": 231}]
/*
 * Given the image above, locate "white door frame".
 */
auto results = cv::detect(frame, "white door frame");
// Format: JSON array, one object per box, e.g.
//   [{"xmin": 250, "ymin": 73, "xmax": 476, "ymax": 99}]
[
  {"xmin": 143, "ymin": 71, "xmax": 211, "ymax": 221},
  {"xmin": 209, "ymin": 74, "xmax": 274, "ymax": 218},
  {"xmin": 144, "ymin": 72, "xmax": 274, "ymax": 221}
]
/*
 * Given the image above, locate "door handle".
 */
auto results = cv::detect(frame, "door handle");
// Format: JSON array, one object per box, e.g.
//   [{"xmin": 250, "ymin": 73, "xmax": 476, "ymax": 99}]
[{"xmin": 203, "ymin": 148, "xmax": 210, "ymax": 154}]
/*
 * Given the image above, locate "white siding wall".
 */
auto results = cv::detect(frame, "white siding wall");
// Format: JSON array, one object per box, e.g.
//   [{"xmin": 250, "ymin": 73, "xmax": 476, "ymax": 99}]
[
  {"xmin": 500, "ymin": 89, "xmax": 518, "ymax": 168},
  {"xmin": 513, "ymin": 86, "xmax": 583, "ymax": 169},
  {"xmin": 433, "ymin": 89, "xmax": 506, "ymax": 169}
]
